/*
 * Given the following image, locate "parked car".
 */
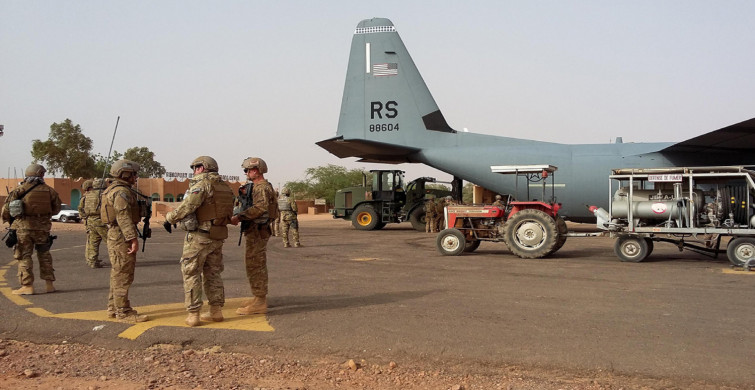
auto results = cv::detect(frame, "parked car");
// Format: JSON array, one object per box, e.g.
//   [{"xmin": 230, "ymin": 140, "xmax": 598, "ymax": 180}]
[{"xmin": 51, "ymin": 204, "xmax": 81, "ymax": 223}]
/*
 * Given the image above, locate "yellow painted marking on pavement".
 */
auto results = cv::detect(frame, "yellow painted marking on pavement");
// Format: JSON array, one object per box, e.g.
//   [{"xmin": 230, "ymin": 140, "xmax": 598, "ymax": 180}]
[
  {"xmin": 27, "ymin": 307, "xmax": 54, "ymax": 316},
  {"xmin": 44, "ymin": 298, "xmax": 274, "ymax": 340},
  {"xmin": 722, "ymin": 268, "xmax": 755, "ymax": 275},
  {"xmin": 352, "ymin": 257, "xmax": 378, "ymax": 262},
  {"xmin": 0, "ymin": 287, "xmax": 33, "ymax": 306}
]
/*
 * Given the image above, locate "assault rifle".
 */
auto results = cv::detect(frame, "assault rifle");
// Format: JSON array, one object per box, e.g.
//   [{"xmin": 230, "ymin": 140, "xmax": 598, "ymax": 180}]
[
  {"xmin": 133, "ymin": 190, "xmax": 152, "ymax": 252},
  {"xmin": 236, "ymin": 182, "xmax": 254, "ymax": 246}
]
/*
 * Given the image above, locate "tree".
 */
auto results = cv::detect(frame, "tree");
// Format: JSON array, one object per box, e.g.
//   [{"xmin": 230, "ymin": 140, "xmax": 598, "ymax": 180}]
[
  {"xmin": 31, "ymin": 119, "xmax": 97, "ymax": 178},
  {"xmin": 284, "ymin": 164, "xmax": 369, "ymax": 206},
  {"xmin": 123, "ymin": 147, "xmax": 166, "ymax": 178}
]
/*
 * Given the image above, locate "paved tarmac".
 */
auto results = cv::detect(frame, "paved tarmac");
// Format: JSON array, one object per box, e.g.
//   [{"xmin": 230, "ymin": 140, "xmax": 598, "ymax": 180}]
[{"xmin": 1, "ymin": 216, "xmax": 753, "ymax": 387}]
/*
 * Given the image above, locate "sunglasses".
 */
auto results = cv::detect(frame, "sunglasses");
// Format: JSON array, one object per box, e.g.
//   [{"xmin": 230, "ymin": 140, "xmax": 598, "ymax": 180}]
[{"xmin": 244, "ymin": 168, "xmax": 258, "ymax": 173}]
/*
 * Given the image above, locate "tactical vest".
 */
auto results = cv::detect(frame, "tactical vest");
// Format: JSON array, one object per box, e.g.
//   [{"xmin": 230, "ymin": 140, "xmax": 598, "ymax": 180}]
[
  {"xmin": 277, "ymin": 196, "xmax": 292, "ymax": 211},
  {"xmin": 101, "ymin": 184, "xmax": 140, "ymax": 225},
  {"xmin": 195, "ymin": 180, "xmax": 235, "ymax": 224},
  {"xmin": 83, "ymin": 190, "xmax": 102, "ymax": 216},
  {"xmin": 22, "ymin": 185, "xmax": 53, "ymax": 216}
]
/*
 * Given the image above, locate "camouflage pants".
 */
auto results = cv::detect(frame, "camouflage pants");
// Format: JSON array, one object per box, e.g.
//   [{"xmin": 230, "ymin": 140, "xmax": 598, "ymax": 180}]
[
  {"xmin": 14, "ymin": 229, "xmax": 55, "ymax": 286},
  {"xmin": 244, "ymin": 225, "xmax": 270, "ymax": 297},
  {"xmin": 106, "ymin": 227, "xmax": 137, "ymax": 315},
  {"xmin": 436, "ymin": 215, "xmax": 445, "ymax": 232},
  {"xmin": 180, "ymin": 232, "xmax": 225, "ymax": 312},
  {"xmin": 426, "ymin": 216, "xmax": 437, "ymax": 233},
  {"xmin": 85, "ymin": 224, "xmax": 108, "ymax": 266},
  {"xmin": 280, "ymin": 219, "xmax": 300, "ymax": 246}
]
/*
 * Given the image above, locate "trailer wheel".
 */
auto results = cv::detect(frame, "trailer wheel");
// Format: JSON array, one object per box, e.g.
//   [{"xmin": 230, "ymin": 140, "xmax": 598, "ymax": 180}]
[
  {"xmin": 644, "ymin": 237, "xmax": 654, "ymax": 258},
  {"xmin": 503, "ymin": 209, "xmax": 558, "ymax": 259},
  {"xmin": 726, "ymin": 237, "xmax": 755, "ymax": 267},
  {"xmin": 352, "ymin": 205, "xmax": 379, "ymax": 231},
  {"xmin": 409, "ymin": 207, "xmax": 426, "ymax": 232},
  {"xmin": 614, "ymin": 236, "xmax": 649, "ymax": 262},
  {"xmin": 436, "ymin": 228, "xmax": 466, "ymax": 256},
  {"xmin": 464, "ymin": 239, "xmax": 481, "ymax": 253}
]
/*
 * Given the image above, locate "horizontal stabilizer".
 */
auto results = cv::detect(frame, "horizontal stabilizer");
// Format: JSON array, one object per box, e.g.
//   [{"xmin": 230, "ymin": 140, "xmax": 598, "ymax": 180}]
[
  {"xmin": 316, "ymin": 136, "xmax": 419, "ymax": 164},
  {"xmin": 662, "ymin": 117, "xmax": 755, "ymax": 153}
]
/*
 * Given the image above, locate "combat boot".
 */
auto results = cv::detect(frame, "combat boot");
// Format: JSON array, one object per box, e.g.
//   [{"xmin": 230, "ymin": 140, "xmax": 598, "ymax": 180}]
[
  {"xmin": 185, "ymin": 312, "xmax": 201, "ymax": 327},
  {"xmin": 294, "ymin": 242, "xmax": 301, "ymax": 247},
  {"xmin": 200, "ymin": 305, "xmax": 224, "ymax": 322},
  {"xmin": 236, "ymin": 296, "xmax": 267, "ymax": 315},
  {"xmin": 45, "ymin": 280, "xmax": 55, "ymax": 293},
  {"xmin": 116, "ymin": 311, "xmax": 149, "ymax": 323},
  {"xmin": 12, "ymin": 285, "xmax": 34, "ymax": 295},
  {"xmin": 283, "ymin": 242, "xmax": 290, "ymax": 248}
]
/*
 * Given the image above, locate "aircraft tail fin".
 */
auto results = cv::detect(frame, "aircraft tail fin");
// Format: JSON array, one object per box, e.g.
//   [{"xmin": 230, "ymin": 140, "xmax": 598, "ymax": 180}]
[{"xmin": 317, "ymin": 18, "xmax": 455, "ymax": 163}]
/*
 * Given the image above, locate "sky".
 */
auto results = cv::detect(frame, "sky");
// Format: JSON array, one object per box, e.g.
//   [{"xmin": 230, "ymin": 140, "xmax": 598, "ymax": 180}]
[{"xmin": 2, "ymin": 1, "xmax": 754, "ymax": 188}]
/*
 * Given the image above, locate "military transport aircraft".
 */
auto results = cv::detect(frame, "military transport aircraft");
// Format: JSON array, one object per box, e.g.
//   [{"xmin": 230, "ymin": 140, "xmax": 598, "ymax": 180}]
[{"xmin": 317, "ymin": 18, "xmax": 755, "ymax": 222}]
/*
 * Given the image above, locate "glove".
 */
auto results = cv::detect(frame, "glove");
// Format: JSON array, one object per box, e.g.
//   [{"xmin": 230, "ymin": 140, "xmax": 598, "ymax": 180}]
[{"xmin": 163, "ymin": 221, "xmax": 173, "ymax": 233}]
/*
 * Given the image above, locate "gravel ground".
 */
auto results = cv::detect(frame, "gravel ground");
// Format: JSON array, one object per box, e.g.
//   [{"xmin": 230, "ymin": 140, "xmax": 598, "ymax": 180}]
[{"xmin": 0, "ymin": 338, "xmax": 742, "ymax": 390}]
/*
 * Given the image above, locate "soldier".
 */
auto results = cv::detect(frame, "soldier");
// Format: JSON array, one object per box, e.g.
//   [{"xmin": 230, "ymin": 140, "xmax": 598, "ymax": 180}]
[
  {"xmin": 163, "ymin": 156, "xmax": 234, "ymax": 327},
  {"xmin": 424, "ymin": 197, "xmax": 437, "ymax": 233},
  {"xmin": 79, "ymin": 178, "xmax": 108, "ymax": 268},
  {"xmin": 1, "ymin": 164, "xmax": 62, "ymax": 295},
  {"xmin": 278, "ymin": 187, "xmax": 300, "ymax": 248},
  {"xmin": 230, "ymin": 157, "xmax": 278, "ymax": 315},
  {"xmin": 492, "ymin": 194, "xmax": 506, "ymax": 209},
  {"xmin": 435, "ymin": 196, "xmax": 446, "ymax": 232},
  {"xmin": 271, "ymin": 190, "xmax": 281, "ymax": 237},
  {"xmin": 101, "ymin": 159, "xmax": 149, "ymax": 323}
]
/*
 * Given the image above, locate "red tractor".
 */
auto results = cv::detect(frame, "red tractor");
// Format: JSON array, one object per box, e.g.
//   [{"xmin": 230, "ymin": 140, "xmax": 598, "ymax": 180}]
[{"xmin": 435, "ymin": 165, "xmax": 568, "ymax": 259}]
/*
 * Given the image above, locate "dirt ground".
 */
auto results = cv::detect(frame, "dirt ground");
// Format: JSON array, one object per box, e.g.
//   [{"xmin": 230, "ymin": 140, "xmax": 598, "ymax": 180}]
[
  {"xmin": 2, "ymin": 216, "xmax": 750, "ymax": 389},
  {"xmin": 0, "ymin": 337, "xmax": 738, "ymax": 390}
]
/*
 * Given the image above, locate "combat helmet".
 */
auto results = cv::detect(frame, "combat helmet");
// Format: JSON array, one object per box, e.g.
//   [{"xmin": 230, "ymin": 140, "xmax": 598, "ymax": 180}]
[
  {"xmin": 241, "ymin": 157, "xmax": 267, "ymax": 174},
  {"xmin": 110, "ymin": 159, "xmax": 140, "ymax": 178},
  {"xmin": 190, "ymin": 156, "xmax": 219, "ymax": 172},
  {"xmin": 82, "ymin": 179, "xmax": 94, "ymax": 191},
  {"xmin": 281, "ymin": 187, "xmax": 291, "ymax": 196},
  {"xmin": 24, "ymin": 163, "xmax": 46, "ymax": 178},
  {"xmin": 495, "ymin": 194, "xmax": 502, "ymax": 200}
]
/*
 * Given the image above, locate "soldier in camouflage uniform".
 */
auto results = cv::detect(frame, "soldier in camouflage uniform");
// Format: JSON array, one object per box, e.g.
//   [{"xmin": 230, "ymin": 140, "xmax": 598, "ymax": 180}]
[
  {"xmin": 435, "ymin": 196, "xmax": 446, "ymax": 232},
  {"xmin": 1, "ymin": 164, "xmax": 61, "ymax": 295},
  {"xmin": 79, "ymin": 178, "xmax": 108, "ymax": 268},
  {"xmin": 101, "ymin": 159, "xmax": 149, "ymax": 323},
  {"xmin": 424, "ymin": 197, "xmax": 437, "ymax": 233},
  {"xmin": 164, "ymin": 156, "xmax": 234, "ymax": 327},
  {"xmin": 278, "ymin": 187, "xmax": 300, "ymax": 248},
  {"xmin": 271, "ymin": 190, "xmax": 281, "ymax": 237},
  {"xmin": 230, "ymin": 157, "xmax": 278, "ymax": 315},
  {"xmin": 492, "ymin": 194, "xmax": 506, "ymax": 209}
]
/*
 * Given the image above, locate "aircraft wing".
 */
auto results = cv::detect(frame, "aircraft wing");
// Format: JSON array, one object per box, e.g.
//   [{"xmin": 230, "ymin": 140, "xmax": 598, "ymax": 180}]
[
  {"xmin": 316, "ymin": 136, "xmax": 420, "ymax": 164},
  {"xmin": 661, "ymin": 117, "xmax": 755, "ymax": 153}
]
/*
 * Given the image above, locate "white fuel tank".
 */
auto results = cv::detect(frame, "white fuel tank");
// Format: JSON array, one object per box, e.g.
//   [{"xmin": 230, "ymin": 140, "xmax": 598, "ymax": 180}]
[{"xmin": 611, "ymin": 188, "xmax": 702, "ymax": 220}]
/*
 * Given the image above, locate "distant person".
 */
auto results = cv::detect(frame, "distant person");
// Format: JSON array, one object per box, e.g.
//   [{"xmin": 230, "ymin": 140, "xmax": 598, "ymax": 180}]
[
  {"xmin": 101, "ymin": 159, "xmax": 149, "ymax": 323},
  {"xmin": 164, "ymin": 156, "xmax": 234, "ymax": 327},
  {"xmin": 278, "ymin": 187, "xmax": 300, "ymax": 248},
  {"xmin": 1, "ymin": 164, "xmax": 61, "ymax": 295},
  {"xmin": 435, "ymin": 196, "xmax": 447, "ymax": 232},
  {"xmin": 424, "ymin": 197, "xmax": 437, "ymax": 233},
  {"xmin": 79, "ymin": 178, "xmax": 108, "ymax": 268},
  {"xmin": 230, "ymin": 157, "xmax": 278, "ymax": 315},
  {"xmin": 271, "ymin": 190, "xmax": 281, "ymax": 237}
]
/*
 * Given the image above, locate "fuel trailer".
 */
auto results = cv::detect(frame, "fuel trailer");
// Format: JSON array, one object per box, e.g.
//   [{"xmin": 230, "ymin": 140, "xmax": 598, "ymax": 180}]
[{"xmin": 591, "ymin": 166, "xmax": 755, "ymax": 270}]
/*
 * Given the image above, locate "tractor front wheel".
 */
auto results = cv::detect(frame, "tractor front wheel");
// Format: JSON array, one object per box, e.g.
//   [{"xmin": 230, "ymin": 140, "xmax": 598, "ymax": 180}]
[{"xmin": 436, "ymin": 228, "xmax": 466, "ymax": 256}]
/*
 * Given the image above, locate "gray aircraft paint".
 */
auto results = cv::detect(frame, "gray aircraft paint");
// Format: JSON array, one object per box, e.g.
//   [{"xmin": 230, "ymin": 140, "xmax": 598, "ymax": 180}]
[{"xmin": 318, "ymin": 18, "xmax": 755, "ymax": 222}]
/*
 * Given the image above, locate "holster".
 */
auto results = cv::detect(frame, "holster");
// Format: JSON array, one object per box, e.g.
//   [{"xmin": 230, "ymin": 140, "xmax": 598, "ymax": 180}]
[{"xmin": 4, "ymin": 229, "xmax": 18, "ymax": 248}]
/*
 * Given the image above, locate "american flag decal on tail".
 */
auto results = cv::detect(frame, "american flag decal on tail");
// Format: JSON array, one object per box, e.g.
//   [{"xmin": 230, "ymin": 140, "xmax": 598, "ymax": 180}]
[{"xmin": 372, "ymin": 63, "xmax": 398, "ymax": 76}]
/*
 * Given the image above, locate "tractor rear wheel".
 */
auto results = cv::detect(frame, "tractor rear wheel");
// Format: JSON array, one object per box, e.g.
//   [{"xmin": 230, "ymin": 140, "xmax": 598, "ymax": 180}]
[
  {"xmin": 409, "ymin": 207, "xmax": 426, "ymax": 232},
  {"xmin": 503, "ymin": 209, "xmax": 558, "ymax": 259},
  {"xmin": 550, "ymin": 216, "xmax": 568, "ymax": 255},
  {"xmin": 436, "ymin": 228, "xmax": 466, "ymax": 256},
  {"xmin": 352, "ymin": 205, "xmax": 380, "ymax": 231}
]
